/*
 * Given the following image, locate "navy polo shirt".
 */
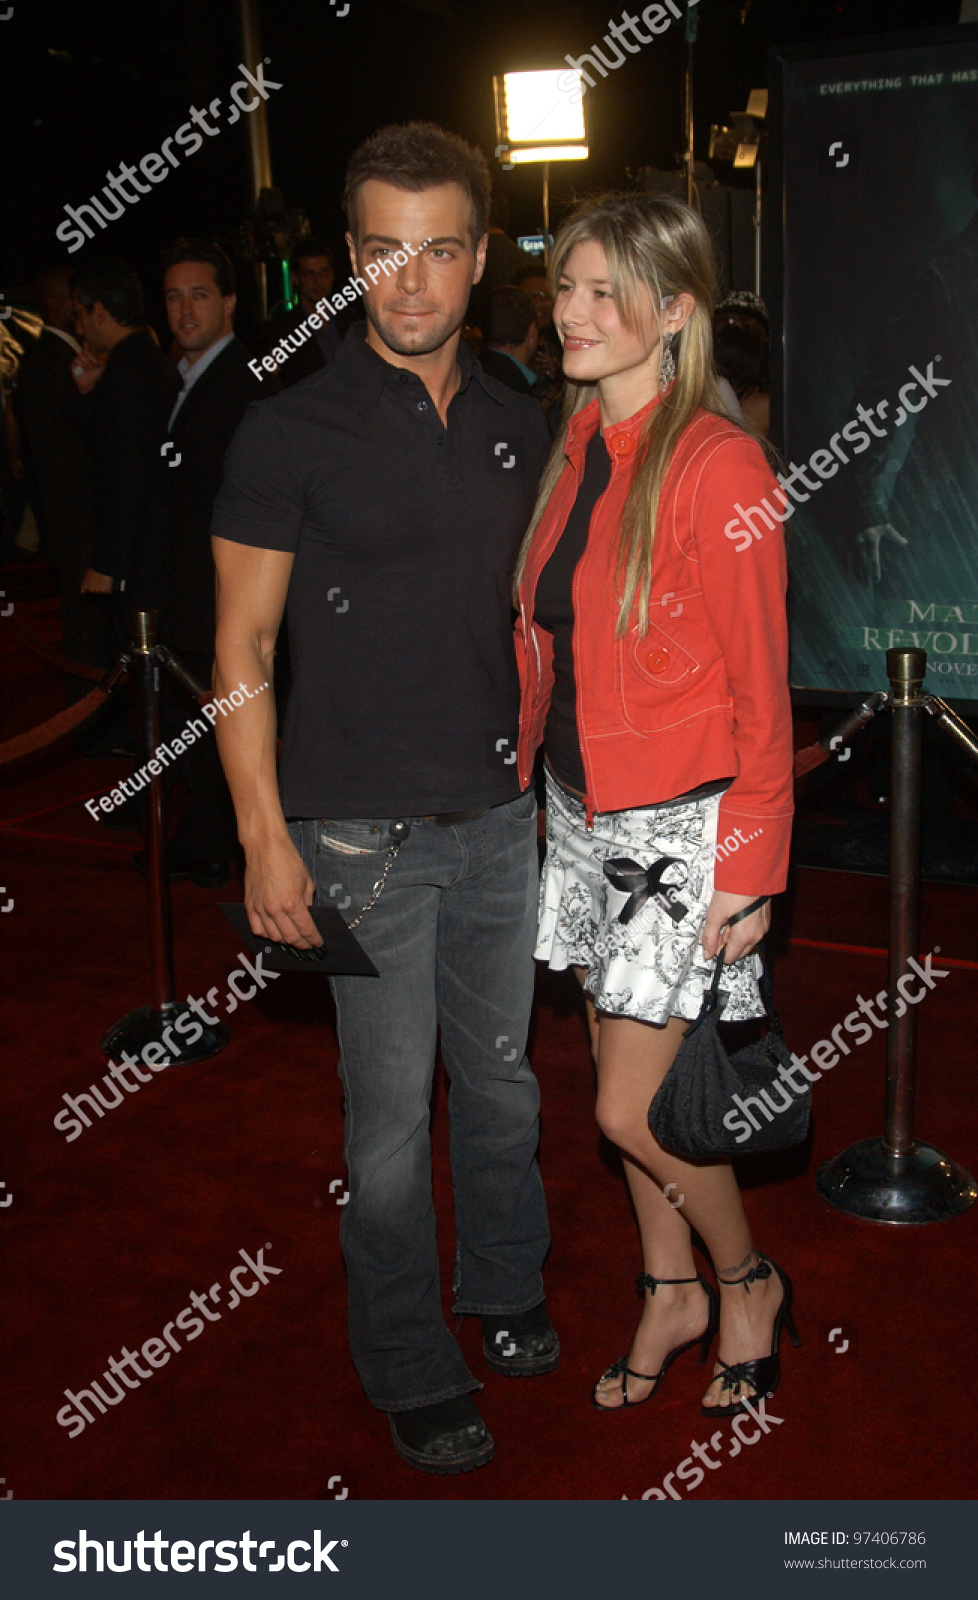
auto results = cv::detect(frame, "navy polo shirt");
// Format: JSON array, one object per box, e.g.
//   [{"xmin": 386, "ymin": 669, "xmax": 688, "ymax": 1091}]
[{"xmin": 211, "ymin": 324, "xmax": 551, "ymax": 817}]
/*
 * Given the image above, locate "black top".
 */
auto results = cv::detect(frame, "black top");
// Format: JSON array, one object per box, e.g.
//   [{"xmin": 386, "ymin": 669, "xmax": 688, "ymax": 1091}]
[
  {"xmin": 151, "ymin": 335, "xmax": 272, "ymax": 657},
  {"xmin": 13, "ymin": 329, "xmax": 92, "ymax": 562},
  {"xmin": 211, "ymin": 324, "xmax": 550, "ymax": 818},
  {"xmin": 69, "ymin": 327, "xmax": 181, "ymax": 589},
  {"xmin": 534, "ymin": 429, "xmax": 611, "ymax": 793},
  {"xmin": 479, "ymin": 347, "xmax": 536, "ymax": 398}
]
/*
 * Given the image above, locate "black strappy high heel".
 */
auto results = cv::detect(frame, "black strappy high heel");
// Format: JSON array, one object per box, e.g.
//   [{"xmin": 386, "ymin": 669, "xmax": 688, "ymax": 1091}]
[
  {"xmin": 591, "ymin": 1273, "xmax": 719, "ymax": 1412},
  {"xmin": 701, "ymin": 1253, "xmax": 800, "ymax": 1419}
]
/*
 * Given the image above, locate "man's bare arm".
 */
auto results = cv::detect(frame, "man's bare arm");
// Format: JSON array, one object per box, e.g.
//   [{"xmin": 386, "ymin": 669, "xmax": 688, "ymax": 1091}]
[{"xmin": 212, "ymin": 535, "xmax": 321, "ymax": 947}]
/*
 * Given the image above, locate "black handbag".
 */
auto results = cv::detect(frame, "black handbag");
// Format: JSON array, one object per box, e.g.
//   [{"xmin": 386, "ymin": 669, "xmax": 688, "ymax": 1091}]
[{"xmin": 648, "ymin": 941, "xmax": 810, "ymax": 1160}]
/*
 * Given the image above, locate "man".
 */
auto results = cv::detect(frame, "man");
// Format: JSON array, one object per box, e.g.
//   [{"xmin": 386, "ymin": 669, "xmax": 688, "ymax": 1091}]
[
  {"xmin": 210, "ymin": 122, "xmax": 555, "ymax": 1475},
  {"xmin": 466, "ymin": 193, "xmax": 536, "ymax": 329},
  {"xmin": 259, "ymin": 238, "xmax": 345, "ymax": 388},
  {"xmin": 478, "ymin": 286, "xmax": 541, "ymax": 395},
  {"xmin": 12, "ymin": 265, "xmax": 105, "ymax": 707},
  {"xmin": 69, "ymin": 256, "xmax": 180, "ymax": 615},
  {"xmin": 137, "ymin": 238, "xmax": 273, "ymax": 885},
  {"xmin": 513, "ymin": 262, "xmax": 560, "ymax": 355}
]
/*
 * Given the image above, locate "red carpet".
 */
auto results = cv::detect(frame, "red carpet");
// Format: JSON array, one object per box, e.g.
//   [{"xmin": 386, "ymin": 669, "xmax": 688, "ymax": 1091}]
[{"xmin": 3, "ymin": 594, "xmax": 977, "ymax": 1501}]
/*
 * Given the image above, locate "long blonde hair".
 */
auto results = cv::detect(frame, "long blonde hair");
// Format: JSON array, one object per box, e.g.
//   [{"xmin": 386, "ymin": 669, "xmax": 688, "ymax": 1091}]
[{"xmin": 513, "ymin": 192, "xmax": 737, "ymax": 636}]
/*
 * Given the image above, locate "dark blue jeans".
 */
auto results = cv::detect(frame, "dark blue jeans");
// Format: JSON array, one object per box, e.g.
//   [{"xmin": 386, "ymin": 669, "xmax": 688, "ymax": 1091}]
[{"xmin": 291, "ymin": 790, "xmax": 549, "ymax": 1412}]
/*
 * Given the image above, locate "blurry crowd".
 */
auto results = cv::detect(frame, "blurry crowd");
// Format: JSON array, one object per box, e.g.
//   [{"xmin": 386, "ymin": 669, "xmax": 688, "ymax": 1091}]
[{"xmin": 0, "ymin": 205, "xmax": 770, "ymax": 889}]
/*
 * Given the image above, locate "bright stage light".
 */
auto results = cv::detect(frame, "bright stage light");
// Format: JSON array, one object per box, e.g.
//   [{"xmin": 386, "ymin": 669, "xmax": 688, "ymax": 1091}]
[
  {"xmin": 506, "ymin": 144, "xmax": 589, "ymax": 165},
  {"xmin": 497, "ymin": 70, "xmax": 586, "ymax": 145}
]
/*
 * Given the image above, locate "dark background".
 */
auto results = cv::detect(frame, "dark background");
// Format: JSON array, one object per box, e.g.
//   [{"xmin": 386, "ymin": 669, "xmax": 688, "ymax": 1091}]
[{"xmin": 0, "ymin": 0, "xmax": 963, "ymax": 331}]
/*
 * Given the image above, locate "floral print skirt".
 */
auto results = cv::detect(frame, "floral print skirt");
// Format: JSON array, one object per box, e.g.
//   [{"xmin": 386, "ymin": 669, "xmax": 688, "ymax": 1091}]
[{"xmin": 535, "ymin": 768, "xmax": 764, "ymax": 1026}]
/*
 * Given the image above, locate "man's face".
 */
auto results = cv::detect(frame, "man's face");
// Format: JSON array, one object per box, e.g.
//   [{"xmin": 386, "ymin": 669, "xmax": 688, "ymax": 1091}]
[
  {"xmin": 294, "ymin": 254, "xmax": 334, "ymax": 310},
  {"xmin": 347, "ymin": 179, "xmax": 486, "ymax": 359},
  {"xmin": 520, "ymin": 273, "xmax": 554, "ymax": 330},
  {"xmin": 164, "ymin": 261, "xmax": 235, "ymax": 358}
]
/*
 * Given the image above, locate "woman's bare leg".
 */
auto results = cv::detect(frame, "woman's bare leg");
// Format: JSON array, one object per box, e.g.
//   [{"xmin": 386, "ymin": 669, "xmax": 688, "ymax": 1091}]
[{"xmin": 578, "ymin": 977, "xmax": 784, "ymax": 1410}]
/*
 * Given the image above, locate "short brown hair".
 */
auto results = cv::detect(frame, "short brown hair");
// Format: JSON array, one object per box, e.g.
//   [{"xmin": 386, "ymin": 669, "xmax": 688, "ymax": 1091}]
[
  {"xmin": 344, "ymin": 121, "xmax": 491, "ymax": 246},
  {"xmin": 482, "ymin": 287, "xmax": 536, "ymax": 348}
]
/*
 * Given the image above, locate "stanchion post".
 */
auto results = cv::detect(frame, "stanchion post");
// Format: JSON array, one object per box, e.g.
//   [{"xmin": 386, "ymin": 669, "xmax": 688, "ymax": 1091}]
[
  {"xmin": 815, "ymin": 648, "xmax": 976, "ymax": 1223},
  {"xmin": 99, "ymin": 610, "xmax": 230, "ymax": 1069},
  {"xmin": 131, "ymin": 609, "xmax": 175, "ymax": 1012},
  {"xmin": 882, "ymin": 647, "xmax": 925, "ymax": 1167}
]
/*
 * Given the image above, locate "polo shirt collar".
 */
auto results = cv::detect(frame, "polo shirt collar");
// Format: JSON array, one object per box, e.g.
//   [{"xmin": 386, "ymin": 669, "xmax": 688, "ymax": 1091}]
[{"xmin": 339, "ymin": 323, "xmax": 504, "ymax": 417}]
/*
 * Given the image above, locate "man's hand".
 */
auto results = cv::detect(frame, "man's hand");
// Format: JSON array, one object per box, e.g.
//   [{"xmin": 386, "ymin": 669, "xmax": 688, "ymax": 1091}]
[
  {"xmin": 80, "ymin": 568, "xmax": 113, "ymax": 594},
  {"xmin": 70, "ymin": 348, "xmax": 103, "ymax": 395},
  {"xmin": 702, "ymin": 890, "xmax": 771, "ymax": 965},
  {"xmin": 852, "ymin": 521, "xmax": 910, "ymax": 583},
  {"xmin": 244, "ymin": 834, "xmax": 323, "ymax": 948}
]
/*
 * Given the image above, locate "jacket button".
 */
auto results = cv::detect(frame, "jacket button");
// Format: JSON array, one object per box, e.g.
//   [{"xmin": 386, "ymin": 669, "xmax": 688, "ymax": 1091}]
[
  {"xmin": 645, "ymin": 648, "xmax": 670, "ymax": 673},
  {"xmin": 608, "ymin": 431, "xmax": 635, "ymax": 455}
]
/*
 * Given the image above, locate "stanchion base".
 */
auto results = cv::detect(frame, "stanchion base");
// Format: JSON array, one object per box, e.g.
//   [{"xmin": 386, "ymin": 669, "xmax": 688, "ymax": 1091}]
[
  {"xmin": 816, "ymin": 1136, "xmax": 977, "ymax": 1224},
  {"xmin": 101, "ymin": 1003, "xmax": 230, "ymax": 1068}
]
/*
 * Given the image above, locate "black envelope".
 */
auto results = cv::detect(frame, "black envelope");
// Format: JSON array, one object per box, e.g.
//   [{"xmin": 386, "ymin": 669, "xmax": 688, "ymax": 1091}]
[{"xmin": 219, "ymin": 903, "xmax": 378, "ymax": 977}]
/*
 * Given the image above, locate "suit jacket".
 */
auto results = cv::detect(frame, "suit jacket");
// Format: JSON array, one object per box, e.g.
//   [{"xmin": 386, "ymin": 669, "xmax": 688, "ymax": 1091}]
[
  {"xmin": 478, "ymin": 348, "xmax": 537, "ymax": 397},
  {"xmin": 258, "ymin": 302, "xmax": 348, "ymax": 390},
  {"xmin": 12, "ymin": 328, "xmax": 92, "ymax": 565},
  {"xmin": 70, "ymin": 327, "xmax": 180, "ymax": 587},
  {"xmin": 157, "ymin": 334, "xmax": 272, "ymax": 656}
]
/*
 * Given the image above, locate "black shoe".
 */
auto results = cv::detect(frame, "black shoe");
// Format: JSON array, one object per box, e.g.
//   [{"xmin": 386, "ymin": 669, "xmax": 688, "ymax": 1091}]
[
  {"xmin": 481, "ymin": 1301, "xmax": 560, "ymax": 1377},
  {"xmin": 592, "ymin": 1274, "xmax": 718, "ymax": 1412},
  {"xmin": 700, "ymin": 1254, "xmax": 800, "ymax": 1419},
  {"xmin": 388, "ymin": 1395, "xmax": 494, "ymax": 1475},
  {"xmin": 131, "ymin": 849, "xmax": 229, "ymax": 889}
]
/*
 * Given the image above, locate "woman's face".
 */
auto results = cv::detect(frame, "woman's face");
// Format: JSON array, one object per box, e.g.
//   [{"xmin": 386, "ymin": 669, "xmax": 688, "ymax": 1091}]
[{"xmin": 554, "ymin": 239, "xmax": 660, "ymax": 388}]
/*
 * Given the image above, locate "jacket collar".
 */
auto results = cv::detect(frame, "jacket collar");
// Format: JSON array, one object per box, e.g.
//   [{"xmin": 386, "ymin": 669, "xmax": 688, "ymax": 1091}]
[
  {"xmin": 565, "ymin": 387, "xmax": 670, "ymax": 471},
  {"xmin": 338, "ymin": 322, "xmax": 503, "ymax": 417}
]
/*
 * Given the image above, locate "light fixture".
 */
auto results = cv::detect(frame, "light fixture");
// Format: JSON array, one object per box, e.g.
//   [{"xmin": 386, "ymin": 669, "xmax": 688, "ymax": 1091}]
[
  {"xmin": 492, "ymin": 70, "xmax": 589, "ymax": 249},
  {"xmin": 709, "ymin": 92, "xmax": 768, "ymax": 293},
  {"xmin": 493, "ymin": 70, "xmax": 587, "ymax": 150},
  {"xmin": 505, "ymin": 145, "xmax": 588, "ymax": 165}
]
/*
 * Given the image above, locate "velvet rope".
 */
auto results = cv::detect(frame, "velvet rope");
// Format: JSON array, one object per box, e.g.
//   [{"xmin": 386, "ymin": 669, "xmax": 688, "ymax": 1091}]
[
  {"xmin": 0, "ymin": 687, "xmax": 113, "ymax": 765},
  {"xmin": 7, "ymin": 617, "xmax": 107, "ymax": 682}
]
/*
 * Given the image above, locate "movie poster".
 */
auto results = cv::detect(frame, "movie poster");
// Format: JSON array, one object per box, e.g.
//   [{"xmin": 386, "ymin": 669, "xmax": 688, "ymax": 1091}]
[{"xmin": 775, "ymin": 30, "xmax": 978, "ymax": 703}]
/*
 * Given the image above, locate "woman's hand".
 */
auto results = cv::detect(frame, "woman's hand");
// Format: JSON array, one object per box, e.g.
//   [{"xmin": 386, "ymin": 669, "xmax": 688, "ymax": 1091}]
[{"xmin": 702, "ymin": 890, "xmax": 770, "ymax": 964}]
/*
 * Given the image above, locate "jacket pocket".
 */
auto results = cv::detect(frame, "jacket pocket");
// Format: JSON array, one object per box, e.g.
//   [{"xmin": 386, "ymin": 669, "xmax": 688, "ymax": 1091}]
[{"xmin": 627, "ymin": 621, "xmax": 700, "ymax": 689}]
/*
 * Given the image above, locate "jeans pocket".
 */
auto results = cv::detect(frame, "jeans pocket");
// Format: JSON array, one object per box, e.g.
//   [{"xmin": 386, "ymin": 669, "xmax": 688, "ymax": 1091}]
[
  {"xmin": 502, "ymin": 788, "xmax": 538, "ymax": 825},
  {"xmin": 319, "ymin": 819, "xmax": 389, "ymax": 856}
]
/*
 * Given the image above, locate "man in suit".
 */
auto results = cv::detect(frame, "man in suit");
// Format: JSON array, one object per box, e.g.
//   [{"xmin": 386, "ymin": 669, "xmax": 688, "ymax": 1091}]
[
  {"xmin": 70, "ymin": 256, "xmax": 180, "ymax": 616},
  {"xmin": 144, "ymin": 238, "xmax": 274, "ymax": 885},
  {"xmin": 477, "ymin": 286, "xmax": 540, "ymax": 396},
  {"xmin": 478, "ymin": 286, "xmax": 561, "ymax": 435},
  {"xmin": 12, "ymin": 265, "xmax": 106, "ymax": 705},
  {"xmin": 259, "ymin": 237, "xmax": 346, "ymax": 389},
  {"xmin": 69, "ymin": 257, "xmax": 180, "ymax": 761}
]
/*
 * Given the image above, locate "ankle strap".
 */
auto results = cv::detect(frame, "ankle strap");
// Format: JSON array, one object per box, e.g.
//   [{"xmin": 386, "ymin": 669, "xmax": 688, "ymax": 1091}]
[
  {"xmin": 636, "ymin": 1273, "xmax": 701, "ymax": 1295},
  {"xmin": 717, "ymin": 1256, "xmax": 771, "ymax": 1294}
]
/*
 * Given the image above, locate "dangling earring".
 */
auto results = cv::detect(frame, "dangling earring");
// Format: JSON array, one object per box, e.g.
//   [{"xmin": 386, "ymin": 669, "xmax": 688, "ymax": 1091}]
[{"xmin": 659, "ymin": 332, "xmax": 676, "ymax": 389}]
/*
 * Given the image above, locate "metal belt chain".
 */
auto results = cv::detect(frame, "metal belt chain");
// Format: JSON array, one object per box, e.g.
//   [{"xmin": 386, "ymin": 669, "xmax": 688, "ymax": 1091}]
[{"xmin": 346, "ymin": 835, "xmax": 405, "ymax": 931}]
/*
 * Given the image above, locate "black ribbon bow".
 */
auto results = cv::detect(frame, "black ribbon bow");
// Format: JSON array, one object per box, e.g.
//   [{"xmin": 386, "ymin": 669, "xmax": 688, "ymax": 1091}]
[{"xmin": 602, "ymin": 856, "xmax": 690, "ymax": 926}]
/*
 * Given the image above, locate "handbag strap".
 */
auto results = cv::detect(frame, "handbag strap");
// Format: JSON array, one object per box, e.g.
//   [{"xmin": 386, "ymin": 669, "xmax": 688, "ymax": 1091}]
[
  {"xmin": 688, "ymin": 898, "xmax": 776, "ymax": 1031},
  {"xmin": 698, "ymin": 945, "xmax": 782, "ymax": 1039}
]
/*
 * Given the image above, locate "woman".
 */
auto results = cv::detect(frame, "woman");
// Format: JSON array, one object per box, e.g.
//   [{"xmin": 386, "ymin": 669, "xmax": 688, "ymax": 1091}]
[
  {"xmin": 513, "ymin": 194, "xmax": 797, "ymax": 1417},
  {"xmin": 714, "ymin": 315, "xmax": 770, "ymax": 437}
]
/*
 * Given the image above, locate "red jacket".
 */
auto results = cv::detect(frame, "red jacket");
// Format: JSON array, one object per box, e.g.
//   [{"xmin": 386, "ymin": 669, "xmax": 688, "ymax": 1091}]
[{"xmin": 515, "ymin": 394, "xmax": 794, "ymax": 894}]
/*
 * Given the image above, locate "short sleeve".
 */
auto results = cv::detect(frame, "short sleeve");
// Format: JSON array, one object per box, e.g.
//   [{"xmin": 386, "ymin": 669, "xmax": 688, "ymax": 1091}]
[{"xmin": 209, "ymin": 399, "xmax": 305, "ymax": 552}]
